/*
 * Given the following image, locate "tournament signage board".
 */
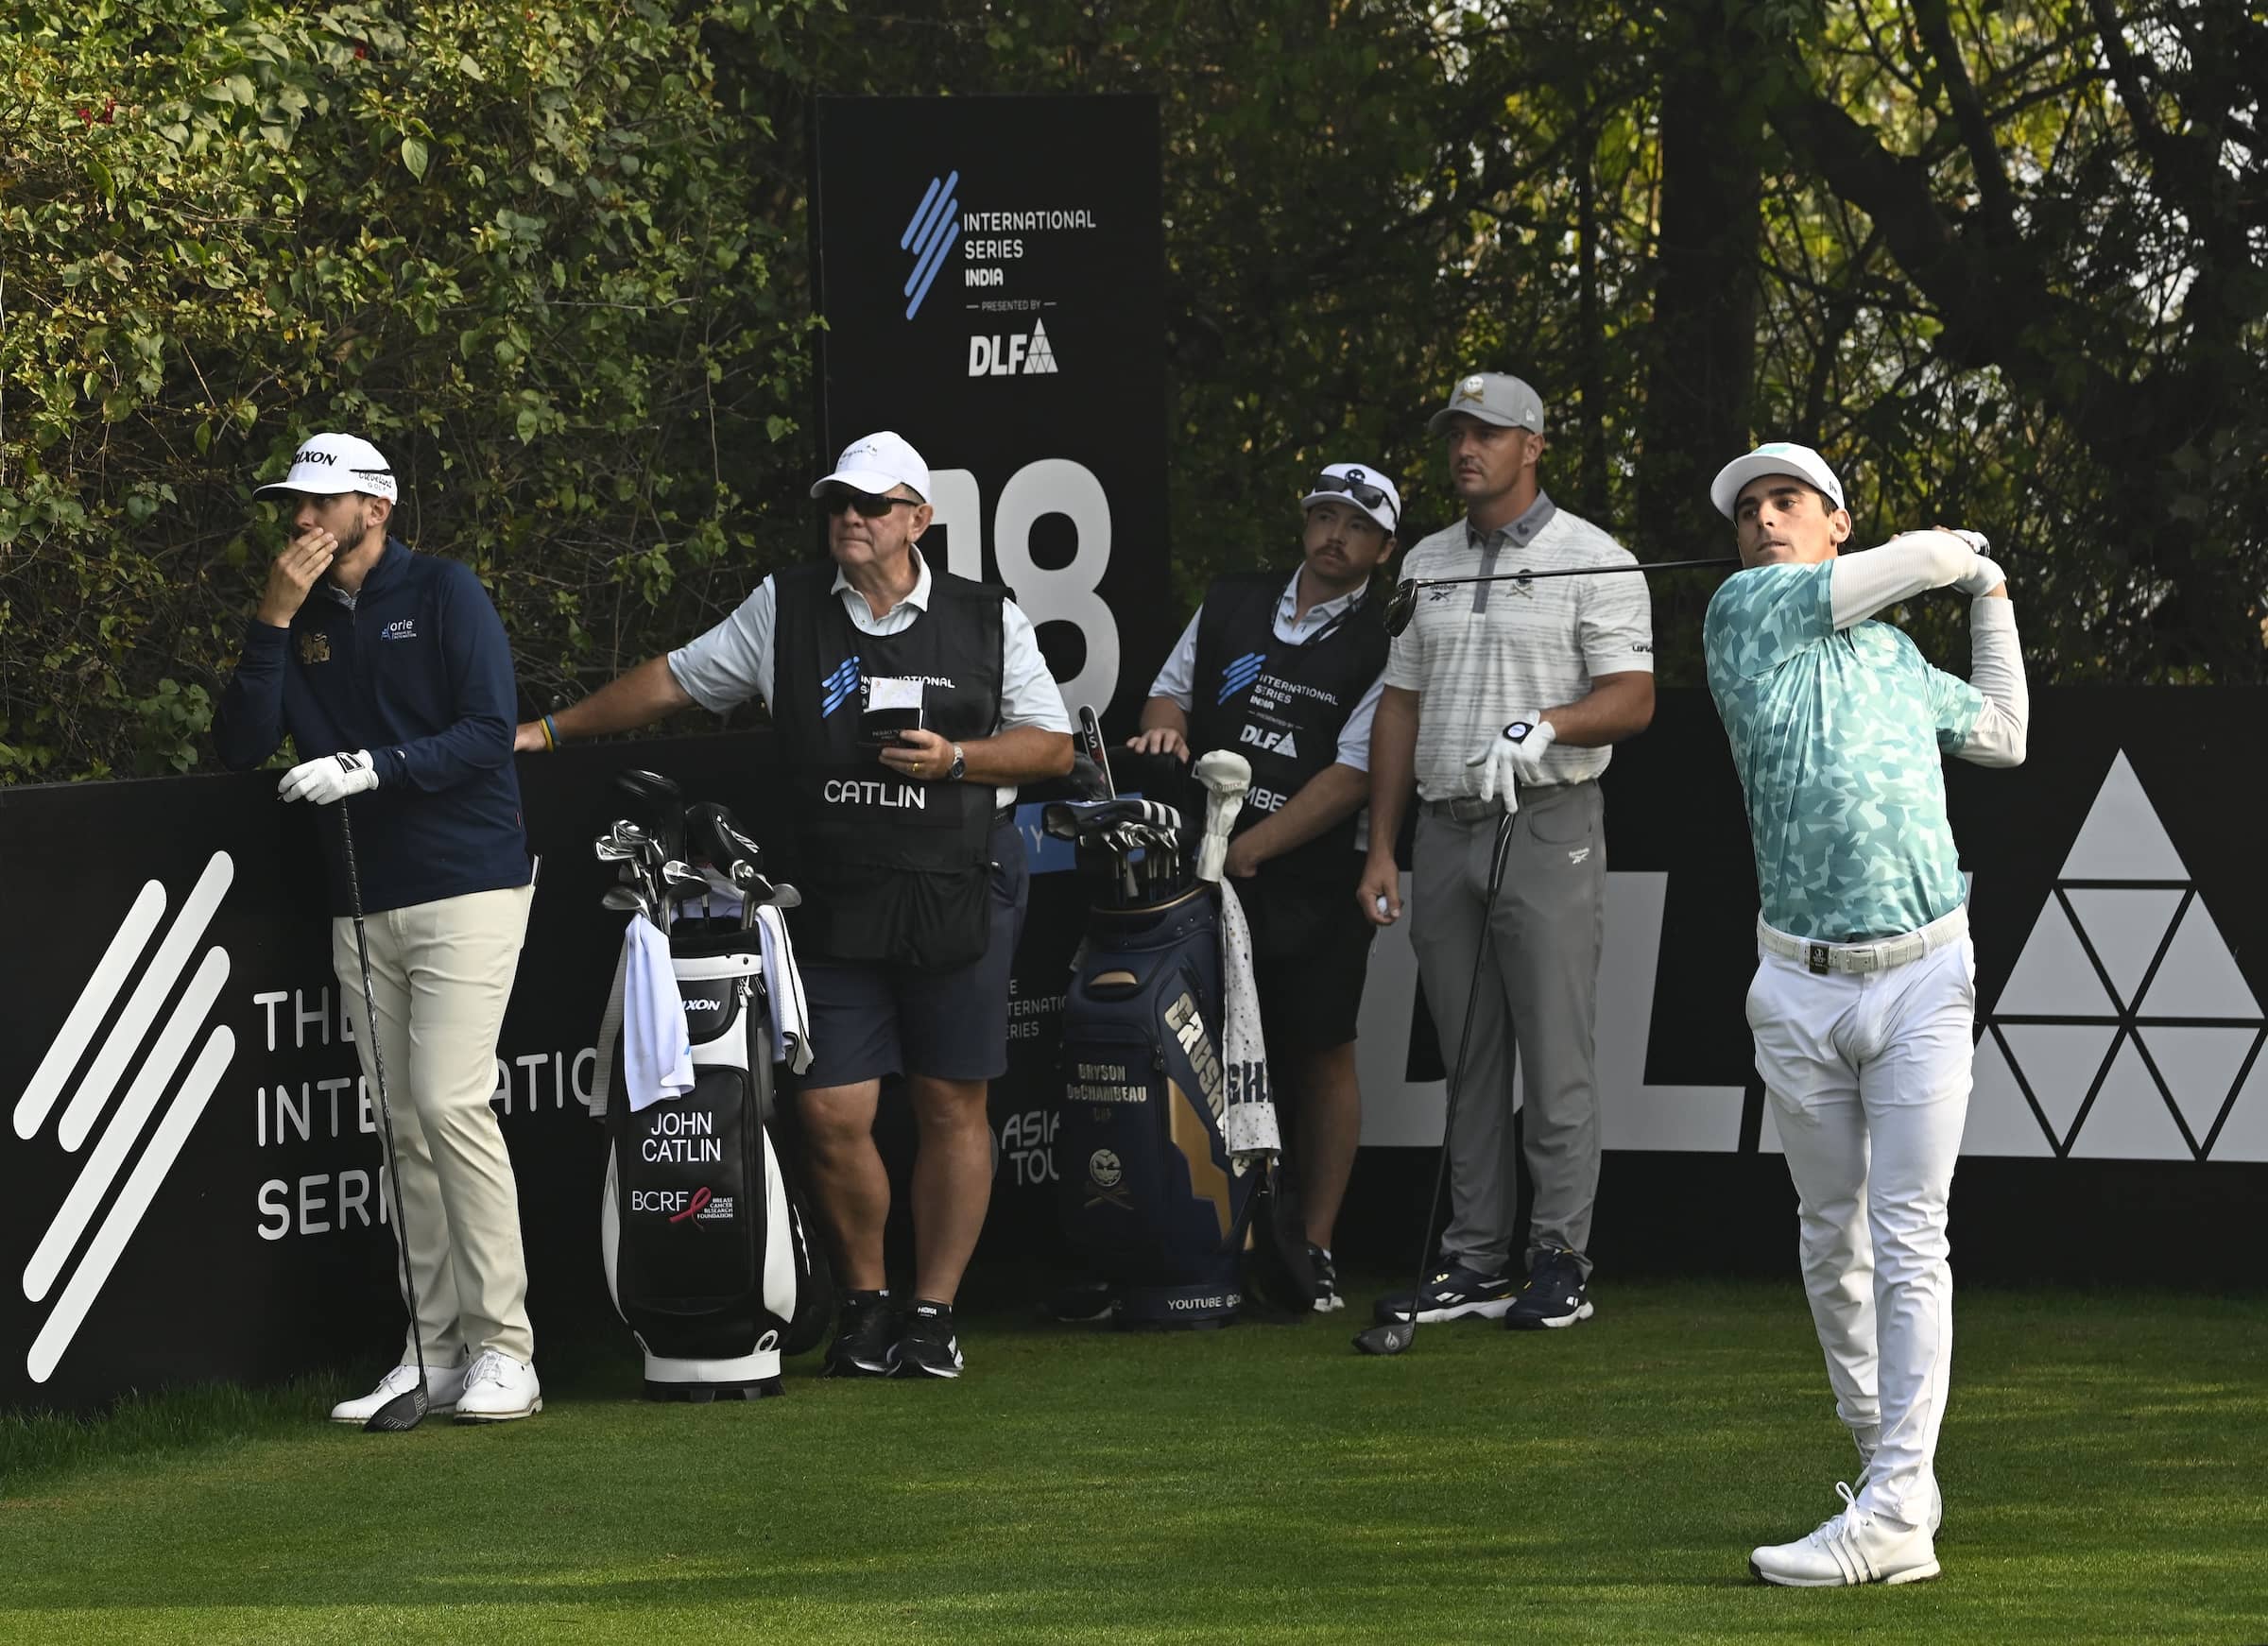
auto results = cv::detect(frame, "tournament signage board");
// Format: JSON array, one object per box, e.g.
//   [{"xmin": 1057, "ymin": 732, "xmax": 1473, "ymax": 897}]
[
  {"xmin": 4, "ymin": 694, "xmax": 2263, "ymax": 1410},
  {"xmin": 808, "ymin": 94, "xmax": 1171, "ymax": 730}
]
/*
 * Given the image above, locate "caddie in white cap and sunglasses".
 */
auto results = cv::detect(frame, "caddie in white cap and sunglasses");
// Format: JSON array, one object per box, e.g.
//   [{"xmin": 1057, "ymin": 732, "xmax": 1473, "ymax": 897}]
[{"xmin": 518, "ymin": 431, "xmax": 1074, "ymax": 1381}]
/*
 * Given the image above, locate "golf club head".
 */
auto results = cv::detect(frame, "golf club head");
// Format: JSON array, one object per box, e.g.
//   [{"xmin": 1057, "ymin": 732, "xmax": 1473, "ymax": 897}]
[
  {"xmin": 1383, "ymin": 579, "xmax": 1419, "ymax": 637},
  {"xmin": 1351, "ymin": 1320, "xmax": 1415, "ymax": 1356},
  {"xmin": 601, "ymin": 885, "xmax": 645, "ymax": 913},
  {"xmin": 362, "ymin": 1385, "xmax": 430, "ymax": 1432}
]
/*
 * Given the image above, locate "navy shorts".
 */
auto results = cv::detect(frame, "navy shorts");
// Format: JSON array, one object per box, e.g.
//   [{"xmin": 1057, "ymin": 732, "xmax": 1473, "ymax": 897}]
[
  {"xmin": 799, "ymin": 818, "xmax": 1029, "ymax": 1087},
  {"xmin": 1241, "ymin": 871, "xmax": 1375, "ymax": 1056}
]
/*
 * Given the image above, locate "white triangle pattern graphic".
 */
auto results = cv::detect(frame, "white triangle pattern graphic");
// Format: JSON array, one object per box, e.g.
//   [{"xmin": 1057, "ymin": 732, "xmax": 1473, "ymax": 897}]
[
  {"xmin": 2067, "ymin": 1037, "xmax": 2191, "ymax": 1159},
  {"xmin": 2137, "ymin": 897, "xmax": 2260, "ymax": 1020},
  {"xmin": 1993, "ymin": 899, "xmax": 2112, "ymax": 1017},
  {"xmin": 1023, "ymin": 319, "xmax": 1057, "ymax": 375},
  {"xmin": 2206, "ymin": 1054, "xmax": 2268, "ymax": 1161},
  {"xmin": 1962, "ymin": 1032, "xmax": 2055, "ymax": 1157},
  {"xmin": 2059, "ymin": 752, "xmax": 2188, "ymax": 879},
  {"xmin": 1981, "ymin": 746, "xmax": 2265, "ymax": 1161},
  {"xmin": 2139, "ymin": 1026, "xmax": 2259, "ymax": 1144}
]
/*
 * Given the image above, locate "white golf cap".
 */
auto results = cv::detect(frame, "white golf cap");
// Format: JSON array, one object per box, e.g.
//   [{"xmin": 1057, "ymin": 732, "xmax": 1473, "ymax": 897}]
[
  {"xmin": 254, "ymin": 432, "xmax": 398, "ymax": 502},
  {"xmin": 810, "ymin": 430, "xmax": 929, "ymax": 501},
  {"xmin": 1427, "ymin": 371, "xmax": 1546, "ymax": 436},
  {"xmin": 1300, "ymin": 461, "xmax": 1401, "ymax": 534},
  {"xmin": 1710, "ymin": 441, "xmax": 1846, "ymax": 519}
]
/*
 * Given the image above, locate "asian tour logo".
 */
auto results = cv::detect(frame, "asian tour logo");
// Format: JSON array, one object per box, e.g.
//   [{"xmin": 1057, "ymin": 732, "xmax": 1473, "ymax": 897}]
[
  {"xmin": 901, "ymin": 169, "xmax": 960, "ymax": 320},
  {"xmin": 16, "ymin": 853, "xmax": 237, "ymax": 1383}
]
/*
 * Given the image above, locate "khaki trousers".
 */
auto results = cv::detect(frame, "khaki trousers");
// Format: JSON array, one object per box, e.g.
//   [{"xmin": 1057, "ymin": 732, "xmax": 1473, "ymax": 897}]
[{"xmin": 333, "ymin": 883, "xmax": 535, "ymax": 1365}]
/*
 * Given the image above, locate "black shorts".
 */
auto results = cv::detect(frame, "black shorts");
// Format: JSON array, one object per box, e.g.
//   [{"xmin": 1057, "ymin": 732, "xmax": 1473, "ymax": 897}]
[
  {"xmin": 799, "ymin": 819, "xmax": 1029, "ymax": 1087},
  {"xmin": 1241, "ymin": 873, "xmax": 1375, "ymax": 1056}
]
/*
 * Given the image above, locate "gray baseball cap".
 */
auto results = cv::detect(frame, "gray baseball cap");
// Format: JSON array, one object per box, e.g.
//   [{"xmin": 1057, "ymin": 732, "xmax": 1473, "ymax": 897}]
[{"xmin": 1427, "ymin": 372, "xmax": 1546, "ymax": 436}]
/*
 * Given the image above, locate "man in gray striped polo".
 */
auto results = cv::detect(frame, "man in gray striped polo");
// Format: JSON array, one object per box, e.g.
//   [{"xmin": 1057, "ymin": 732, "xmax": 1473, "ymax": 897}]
[{"xmin": 1359, "ymin": 371, "xmax": 1655, "ymax": 1330}]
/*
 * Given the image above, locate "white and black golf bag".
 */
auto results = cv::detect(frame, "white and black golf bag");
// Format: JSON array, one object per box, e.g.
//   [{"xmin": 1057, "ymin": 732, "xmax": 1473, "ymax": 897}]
[{"xmin": 593, "ymin": 925, "xmax": 817, "ymax": 1398}]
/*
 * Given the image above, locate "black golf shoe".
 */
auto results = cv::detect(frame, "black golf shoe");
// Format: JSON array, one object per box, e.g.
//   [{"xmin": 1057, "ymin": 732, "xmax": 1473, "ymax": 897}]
[
  {"xmin": 824, "ymin": 1289, "xmax": 900, "ymax": 1378},
  {"xmin": 1040, "ymin": 1277, "xmax": 1120, "ymax": 1324},
  {"xmin": 895, "ymin": 1300, "xmax": 965, "ymax": 1379},
  {"xmin": 1310, "ymin": 1245, "xmax": 1345, "ymax": 1314},
  {"xmin": 1504, "ymin": 1248, "xmax": 1595, "ymax": 1329},
  {"xmin": 1372, "ymin": 1261, "xmax": 1519, "ymax": 1324}
]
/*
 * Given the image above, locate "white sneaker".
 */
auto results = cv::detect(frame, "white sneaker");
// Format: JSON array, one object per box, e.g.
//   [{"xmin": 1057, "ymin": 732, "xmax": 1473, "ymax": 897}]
[
  {"xmin": 1749, "ymin": 1482, "xmax": 1941, "ymax": 1586},
  {"xmin": 454, "ymin": 1350, "xmax": 542, "ymax": 1423},
  {"xmin": 329, "ymin": 1362, "xmax": 466, "ymax": 1425}
]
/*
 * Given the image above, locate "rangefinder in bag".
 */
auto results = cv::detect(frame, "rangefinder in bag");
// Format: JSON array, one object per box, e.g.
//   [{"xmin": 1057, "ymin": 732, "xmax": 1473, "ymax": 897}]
[{"xmin": 1057, "ymin": 885, "xmax": 1256, "ymax": 1328}]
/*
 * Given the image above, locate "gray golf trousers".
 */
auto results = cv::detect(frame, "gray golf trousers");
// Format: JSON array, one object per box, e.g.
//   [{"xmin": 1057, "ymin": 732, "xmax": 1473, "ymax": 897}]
[{"xmin": 1410, "ymin": 780, "xmax": 1606, "ymax": 1278}]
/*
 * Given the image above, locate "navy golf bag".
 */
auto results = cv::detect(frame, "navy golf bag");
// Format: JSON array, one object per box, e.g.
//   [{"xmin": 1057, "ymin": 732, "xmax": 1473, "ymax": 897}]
[{"xmin": 1056, "ymin": 882, "xmax": 1257, "ymax": 1329}]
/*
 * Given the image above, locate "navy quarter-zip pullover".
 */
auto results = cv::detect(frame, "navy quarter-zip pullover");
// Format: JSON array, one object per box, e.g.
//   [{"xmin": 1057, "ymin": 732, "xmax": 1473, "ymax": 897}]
[{"xmin": 214, "ymin": 538, "xmax": 531, "ymax": 915}]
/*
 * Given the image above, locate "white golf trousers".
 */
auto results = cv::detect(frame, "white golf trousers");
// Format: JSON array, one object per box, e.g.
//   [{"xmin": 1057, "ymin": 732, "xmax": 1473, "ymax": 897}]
[
  {"xmin": 1749, "ymin": 926, "xmax": 1975, "ymax": 1530},
  {"xmin": 334, "ymin": 883, "xmax": 535, "ymax": 1367}
]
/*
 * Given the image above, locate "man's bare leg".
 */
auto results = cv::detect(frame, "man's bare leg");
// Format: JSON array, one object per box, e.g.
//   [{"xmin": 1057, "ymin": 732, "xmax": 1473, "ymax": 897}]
[
  {"xmin": 907, "ymin": 1073, "xmax": 994, "ymax": 1305},
  {"xmin": 797, "ymin": 1079, "xmax": 889, "ymax": 1291},
  {"xmin": 1292, "ymin": 1042, "xmax": 1363, "ymax": 1251}
]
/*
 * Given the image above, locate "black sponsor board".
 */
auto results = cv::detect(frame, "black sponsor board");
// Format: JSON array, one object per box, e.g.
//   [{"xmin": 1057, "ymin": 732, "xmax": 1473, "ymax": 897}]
[
  {"xmin": 4, "ymin": 692, "xmax": 2263, "ymax": 1410},
  {"xmin": 809, "ymin": 94, "xmax": 1171, "ymax": 733}
]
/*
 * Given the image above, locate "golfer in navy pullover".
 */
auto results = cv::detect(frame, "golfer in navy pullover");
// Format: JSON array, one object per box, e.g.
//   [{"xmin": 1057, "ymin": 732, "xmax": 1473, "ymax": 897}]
[{"xmin": 213, "ymin": 432, "xmax": 543, "ymax": 1426}]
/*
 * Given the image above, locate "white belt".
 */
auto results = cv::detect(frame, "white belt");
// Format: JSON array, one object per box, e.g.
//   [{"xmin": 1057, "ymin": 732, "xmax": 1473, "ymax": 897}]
[{"xmin": 1757, "ymin": 905, "xmax": 1967, "ymax": 977}]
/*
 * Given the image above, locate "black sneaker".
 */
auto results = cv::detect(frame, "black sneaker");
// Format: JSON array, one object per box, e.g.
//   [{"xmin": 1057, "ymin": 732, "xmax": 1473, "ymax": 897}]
[
  {"xmin": 895, "ymin": 1299, "xmax": 965, "ymax": 1379},
  {"xmin": 1504, "ymin": 1248, "xmax": 1595, "ymax": 1330},
  {"xmin": 1371, "ymin": 1261, "xmax": 1519, "ymax": 1324},
  {"xmin": 1310, "ymin": 1246, "xmax": 1345, "ymax": 1314},
  {"xmin": 824, "ymin": 1289, "xmax": 899, "ymax": 1377}
]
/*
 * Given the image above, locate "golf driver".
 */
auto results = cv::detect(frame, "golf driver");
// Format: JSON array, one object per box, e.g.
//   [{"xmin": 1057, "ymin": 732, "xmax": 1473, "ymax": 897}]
[
  {"xmin": 338, "ymin": 799, "xmax": 432, "ymax": 1430},
  {"xmin": 1352, "ymin": 806, "xmax": 1518, "ymax": 1357},
  {"xmin": 1381, "ymin": 556, "xmax": 1741, "ymax": 637}
]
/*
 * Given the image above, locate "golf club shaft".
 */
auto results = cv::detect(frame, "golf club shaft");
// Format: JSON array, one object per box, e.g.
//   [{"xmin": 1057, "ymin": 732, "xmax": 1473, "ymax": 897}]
[
  {"xmin": 1392, "ymin": 808, "xmax": 1517, "ymax": 1333},
  {"xmin": 341, "ymin": 801, "xmax": 428, "ymax": 1397},
  {"xmin": 1413, "ymin": 555, "xmax": 1737, "ymax": 590}
]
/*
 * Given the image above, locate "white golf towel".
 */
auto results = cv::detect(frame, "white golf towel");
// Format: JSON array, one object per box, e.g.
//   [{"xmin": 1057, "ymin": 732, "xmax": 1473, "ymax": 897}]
[
  {"xmin": 623, "ymin": 914, "xmax": 695, "ymax": 1113},
  {"xmin": 754, "ymin": 903, "xmax": 814, "ymax": 1075},
  {"xmin": 1215, "ymin": 881, "xmax": 1280, "ymax": 1167}
]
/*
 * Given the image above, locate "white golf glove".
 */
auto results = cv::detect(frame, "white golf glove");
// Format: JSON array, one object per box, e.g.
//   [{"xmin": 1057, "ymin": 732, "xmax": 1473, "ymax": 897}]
[
  {"xmin": 1465, "ymin": 715, "xmax": 1555, "ymax": 806},
  {"xmin": 279, "ymin": 749, "xmax": 379, "ymax": 805}
]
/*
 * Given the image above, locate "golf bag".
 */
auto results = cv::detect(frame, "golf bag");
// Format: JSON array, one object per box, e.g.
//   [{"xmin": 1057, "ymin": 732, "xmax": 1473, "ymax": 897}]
[
  {"xmin": 1056, "ymin": 883, "xmax": 1257, "ymax": 1329},
  {"xmin": 594, "ymin": 924, "xmax": 817, "ymax": 1400}
]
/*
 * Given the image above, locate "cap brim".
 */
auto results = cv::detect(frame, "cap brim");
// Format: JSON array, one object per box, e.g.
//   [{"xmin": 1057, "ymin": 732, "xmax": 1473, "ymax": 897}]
[
  {"xmin": 1427, "ymin": 404, "xmax": 1529, "ymax": 436},
  {"xmin": 1300, "ymin": 492, "xmax": 1397, "ymax": 534},
  {"xmin": 809, "ymin": 468, "xmax": 909, "ymax": 499},
  {"xmin": 1709, "ymin": 454, "xmax": 1839, "ymax": 519}
]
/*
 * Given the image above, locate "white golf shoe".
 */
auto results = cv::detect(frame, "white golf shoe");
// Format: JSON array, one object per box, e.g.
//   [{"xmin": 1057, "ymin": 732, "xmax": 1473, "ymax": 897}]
[
  {"xmin": 454, "ymin": 1349, "xmax": 542, "ymax": 1423},
  {"xmin": 328, "ymin": 1361, "xmax": 467, "ymax": 1425},
  {"xmin": 1749, "ymin": 1482, "xmax": 1940, "ymax": 1587}
]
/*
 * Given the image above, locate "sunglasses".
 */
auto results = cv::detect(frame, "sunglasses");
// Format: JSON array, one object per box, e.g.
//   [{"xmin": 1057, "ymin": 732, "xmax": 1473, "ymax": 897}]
[
  {"xmin": 818, "ymin": 487, "xmax": 922, "ymax": 518},
  {"xmin": 1310, "ymin": 472, "xmax": 1397, "ymax": 524}
]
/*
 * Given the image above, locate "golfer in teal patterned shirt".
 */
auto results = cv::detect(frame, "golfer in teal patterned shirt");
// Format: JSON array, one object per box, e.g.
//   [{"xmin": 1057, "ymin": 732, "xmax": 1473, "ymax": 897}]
[{"xmin": 1701, "ymin": 442, "xmax": 2028, "ymax": 1588}]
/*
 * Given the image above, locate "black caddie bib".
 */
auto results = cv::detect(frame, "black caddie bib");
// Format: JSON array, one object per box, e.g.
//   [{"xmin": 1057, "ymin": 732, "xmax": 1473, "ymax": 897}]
[
  {"xmin": 772, "ymin": 561, "xmax": 1005, "ymax": 968},
  {"xmin": 1186, "ymin": 570, "xmax": 1388, "ymax": 911}
]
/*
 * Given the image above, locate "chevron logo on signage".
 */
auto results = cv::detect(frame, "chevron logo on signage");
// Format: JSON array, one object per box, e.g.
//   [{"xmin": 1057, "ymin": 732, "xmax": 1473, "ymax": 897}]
[
  {"xmin": 1966, "ymin": 752, "xmax": 2267, "ymax": 1159},
  {"xmin": 14, "ymin": 853, "xmax": 237, "ymax": 1381}
]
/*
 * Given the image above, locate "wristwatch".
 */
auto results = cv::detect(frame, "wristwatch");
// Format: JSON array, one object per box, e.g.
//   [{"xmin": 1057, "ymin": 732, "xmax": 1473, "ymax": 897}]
[{"xmin": 945, "ymin": 743, "xmax": 967, "ymax": 781}]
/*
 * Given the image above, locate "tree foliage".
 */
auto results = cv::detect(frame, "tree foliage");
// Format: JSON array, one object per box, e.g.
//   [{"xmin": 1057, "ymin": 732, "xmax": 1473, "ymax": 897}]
[{"xmin": 3, "ymin": 0, "xmax": 2259, "ymax": 781}]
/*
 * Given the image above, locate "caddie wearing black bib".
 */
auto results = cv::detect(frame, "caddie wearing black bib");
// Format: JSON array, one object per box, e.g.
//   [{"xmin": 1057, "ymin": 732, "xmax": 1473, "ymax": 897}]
[
  {"xmin": 1130, "ymin": 462, "xmax": 1400, "ymax": 1312},
  {"xmin": 518, "ymin": 432, "xmax": 1074, "ymax": 1380}
]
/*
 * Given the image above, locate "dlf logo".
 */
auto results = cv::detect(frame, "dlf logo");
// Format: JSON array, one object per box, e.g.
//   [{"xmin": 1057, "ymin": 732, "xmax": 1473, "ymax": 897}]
[
  {"xmin": 969, "ymin": 320, "xmax": 1058, "ymax": 377},
  {"xmin": 901, "ymin": 170, "xmax": 960, "ymax": 320},
  {"xmin": 16, "ymin": 853, "xmax": 237, "ymax": 1382}
]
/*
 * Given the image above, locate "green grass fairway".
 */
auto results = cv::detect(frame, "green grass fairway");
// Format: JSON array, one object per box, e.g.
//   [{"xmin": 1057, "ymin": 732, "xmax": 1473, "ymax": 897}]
[{"xmin": 5, "ymin": 1281, "xmax": 2264, "ymax": 1644}]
